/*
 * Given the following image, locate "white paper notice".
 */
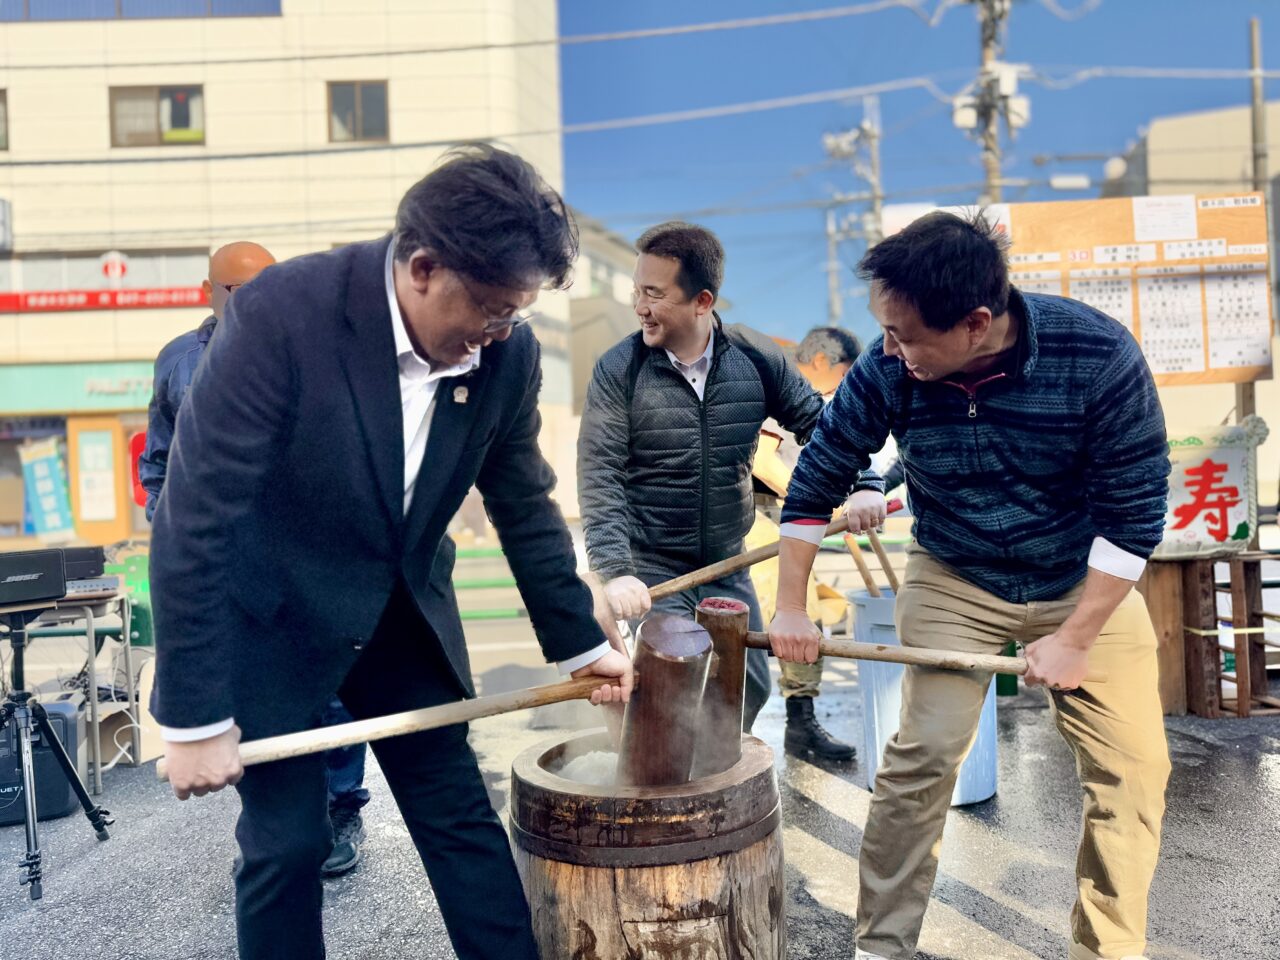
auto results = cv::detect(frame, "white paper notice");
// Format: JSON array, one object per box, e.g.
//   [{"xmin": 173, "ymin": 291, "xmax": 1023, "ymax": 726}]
[
  {"xmin": 77, "ymin": 430, "xmax": 118, "ymax": 522},
  {"xmin": 1010, "ymin": 270, "xmax": 1062, "ymax": 296},
  {"xmin": 1095, "ymin": 243, "xmax": 1157, "ymax": 264},
  {"xmin": 1198, "ymin": 195, "xmax": 1262, "ymax": 209},
  {"xmin": 1165, "ymin": 238, "xmax": 1227, "ymax": 260},
  {"xmin": 1010, "ymin": 251, "xmax": 1062, "ymax": 266},
  {"xmin": 1133, "ymin": 195, "xmax": 1198, "ymax": 242},
  {"xmin": 1070, "ymin": 268, "xmax": 1134, "ymax": 332},
  {"xmin": 1137, "ymin": 265, "xmax": 1205, "ymax": 373},
  {"xmin": 1204, "ymin": 262, "xmax": 1272, "ymax": 369}
]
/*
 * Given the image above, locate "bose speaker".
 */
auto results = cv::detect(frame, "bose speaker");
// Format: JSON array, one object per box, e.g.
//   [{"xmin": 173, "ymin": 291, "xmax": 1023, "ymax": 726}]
[{"xmin": 0, "ymin": 549, "xmax": 66, "ymax": 606}]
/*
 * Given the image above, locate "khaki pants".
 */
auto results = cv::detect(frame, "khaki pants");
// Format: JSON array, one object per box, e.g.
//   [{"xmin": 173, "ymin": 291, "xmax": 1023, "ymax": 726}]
[{"xmin": 856, "ymin": 547, "xmax": 1170, "ymax": 960}]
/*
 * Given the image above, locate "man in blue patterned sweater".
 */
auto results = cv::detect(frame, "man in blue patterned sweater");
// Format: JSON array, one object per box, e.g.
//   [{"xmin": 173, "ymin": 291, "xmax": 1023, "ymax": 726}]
[{"xmin": 770, "ymin": 211, "xmax": 1172, "ymax": 960}]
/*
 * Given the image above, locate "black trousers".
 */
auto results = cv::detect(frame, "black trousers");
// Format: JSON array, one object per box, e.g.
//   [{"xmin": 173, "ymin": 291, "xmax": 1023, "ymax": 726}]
[{"xmin": 232, "ymin": 585, "xmax": 539, "ymax": 960}]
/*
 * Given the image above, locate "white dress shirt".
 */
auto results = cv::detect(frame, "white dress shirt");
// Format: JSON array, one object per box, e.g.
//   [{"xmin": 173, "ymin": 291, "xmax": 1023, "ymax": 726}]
[
  {"xmin": 665, "ymin": 327, "xmax": 715, "ymax": 401},
  {"xmin": 163, "ymin": 246, "xmax": 603, "ymax": 742},
  {"xmin": 385, "ymin": 244, "xmax": 482, "ymax": 515}
]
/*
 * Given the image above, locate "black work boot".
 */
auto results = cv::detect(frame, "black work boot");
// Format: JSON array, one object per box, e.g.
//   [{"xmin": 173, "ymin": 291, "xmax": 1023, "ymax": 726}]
[
  {"xmin": 784, "ymin": 696, "xmax": 856, "ymax": 763},
  {"xmin": 321, "ymin": 805, "xmax": 365, "ymax": 879}
]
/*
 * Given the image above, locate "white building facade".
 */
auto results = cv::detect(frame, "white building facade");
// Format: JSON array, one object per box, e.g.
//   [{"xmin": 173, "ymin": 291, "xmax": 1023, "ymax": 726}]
[{"xmin": 0, "ymin": 0, "xmax": 577, "ymax": 542}]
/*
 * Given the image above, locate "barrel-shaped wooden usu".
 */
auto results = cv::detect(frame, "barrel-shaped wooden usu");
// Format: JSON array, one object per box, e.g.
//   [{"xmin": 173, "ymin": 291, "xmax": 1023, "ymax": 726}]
[{"xmin": 510, "ymin": 728, "xmax": 786, "ymax": 959}]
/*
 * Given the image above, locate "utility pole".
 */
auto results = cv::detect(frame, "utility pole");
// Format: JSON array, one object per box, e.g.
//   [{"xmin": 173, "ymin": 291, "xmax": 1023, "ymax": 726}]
[
  {"xmin": 1250, "ymin": 17, "xmax": 1275, "ymax": 342},
  {"xmin": 1245, "ymin": 17, "xmax": 1269, "ymax": 549},
  {"xmin": 975, "ymin": 0, "xmax": 1011, "ymax": 204},
  {"xmin": 821, "ymin": 97, "xmax": 885, "ymax": 320},
  {"xmin": 863, "ymin": 95, "xmax": 885, "ymax": 244},
  {"xmin": 825, "ymin": 207, "xmax": 843, "ymax": 323},
  {"xmin": 977, "ymin": 1, "xmax": 1007, "ymax": 203},
  {"xmin": 954, "ymin": 2, "xmax": 1025, "ymax": 205},
  {"xmin": 1241, "ymin": 17, "xmax": 1268, "ymax": 427}
]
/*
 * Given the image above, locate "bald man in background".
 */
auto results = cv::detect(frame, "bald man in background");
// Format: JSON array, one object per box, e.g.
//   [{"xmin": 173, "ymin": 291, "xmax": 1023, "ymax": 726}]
[{"xmin": 140, "ymin": 241, "xmax": 277, "ymax": 520}]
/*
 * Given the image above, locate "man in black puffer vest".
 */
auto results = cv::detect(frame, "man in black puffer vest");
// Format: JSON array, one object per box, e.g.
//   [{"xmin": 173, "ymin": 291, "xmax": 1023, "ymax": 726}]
[{"xmin": 578, "ymin": 221, "xmax": 824, "ymax": 729}]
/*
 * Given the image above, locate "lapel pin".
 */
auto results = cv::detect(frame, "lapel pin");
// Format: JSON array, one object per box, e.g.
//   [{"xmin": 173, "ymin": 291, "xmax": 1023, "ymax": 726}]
[{"xmin": 453, "ymin": 386, "xmax": 469, "ymax": 405}]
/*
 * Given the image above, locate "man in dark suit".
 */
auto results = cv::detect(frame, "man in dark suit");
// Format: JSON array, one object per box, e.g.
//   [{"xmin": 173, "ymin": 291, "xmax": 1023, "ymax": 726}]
[{"xmin": 150, "ymin": 145, "xmax": 632, "ymax": 960}]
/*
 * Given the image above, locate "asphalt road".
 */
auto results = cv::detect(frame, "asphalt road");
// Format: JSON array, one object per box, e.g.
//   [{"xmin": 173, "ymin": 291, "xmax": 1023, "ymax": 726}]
[{"xmin": 2, "ymin": 541, "xmax": 1277, "ymax": 959}]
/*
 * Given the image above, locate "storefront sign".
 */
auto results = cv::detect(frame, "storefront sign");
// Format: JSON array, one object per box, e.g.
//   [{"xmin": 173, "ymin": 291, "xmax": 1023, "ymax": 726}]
[
  {"xmin": 0, "ymin": 362, "xmax": 155, "ymax": 414},
  {"xmin": 18, "ymin": 437, "xmax": 75, "ymax": 541},
  {"xmin": 1154, "ymin": 415, "xmax": 1270, "ymax": 558},
  {"xmin": 0, "ymin": 287, "xmax": 207, "ymax": 313}
]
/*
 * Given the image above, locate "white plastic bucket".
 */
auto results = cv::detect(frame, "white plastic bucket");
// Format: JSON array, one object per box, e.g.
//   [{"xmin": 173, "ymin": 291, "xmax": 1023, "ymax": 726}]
[{"xmin": 851, "ymin": 589, "xmax": 997, "ymax": 806}]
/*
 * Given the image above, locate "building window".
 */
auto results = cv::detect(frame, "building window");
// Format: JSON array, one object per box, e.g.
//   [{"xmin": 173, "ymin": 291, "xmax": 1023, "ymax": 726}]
[
  {"xmin": 328, "ymin": 81, "xmax": 389, "ymax": 143},
  {"xmin": 0, "ymin": 91, "xmax": 7, "ymax": 151},
  {"xmin": 589, "ymin": 260, "xmax": 614, "ymax": 298},
  {"xmin": 4, "ymin": 1, "xmax": 282, "ymax": 20},
  {"xmin": 110, "ymin": 86, "xmax": 205, "ymax": 147}
]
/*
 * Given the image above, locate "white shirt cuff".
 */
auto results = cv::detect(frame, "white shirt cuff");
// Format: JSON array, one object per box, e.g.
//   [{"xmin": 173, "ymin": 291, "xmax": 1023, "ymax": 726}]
[
  {"xmin": 558, "ymin": 641, "xmax": 613, "ymax": 676},
  {"xmin": 780, "ymin": 520, "xmax": 828, "ymax": 546},
  {"xmin": 160, "ymin": 718, "xmax": 235, "ymax": 743},
  {"xmin": 1087, "ymin": 536, "xmax": 1147, "ymax": 581}
]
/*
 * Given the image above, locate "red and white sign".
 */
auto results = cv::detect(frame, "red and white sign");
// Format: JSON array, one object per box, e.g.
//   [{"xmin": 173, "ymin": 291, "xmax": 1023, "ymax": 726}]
[
  {"xmin": 100, "ymin": 250, "xmax": 129, "ymax": 279},
  {"xmin": 1154, "ymin": 415, "xmax": 1270, "ymax": 559},
  {"xmin": 0, "ymin": 287, "xmax": 209, "ymax": 313}
]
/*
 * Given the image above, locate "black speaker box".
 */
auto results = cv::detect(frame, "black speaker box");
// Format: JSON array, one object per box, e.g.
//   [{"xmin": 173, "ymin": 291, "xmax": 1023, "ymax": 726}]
[
  {"xmin": 63, "ymin": 546, "xmax": 105, "ymax": 581},
  {"xmin": 0, "ymin": 692, "xmax": 88, "ymax": 826},
  {"xmin": 0, "ymin": 549, "xmax": 66, "ymax": 606}
]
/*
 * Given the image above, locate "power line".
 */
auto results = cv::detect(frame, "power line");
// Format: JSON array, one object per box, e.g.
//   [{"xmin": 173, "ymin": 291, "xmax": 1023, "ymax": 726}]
[
  {"xmin": 14, "ymin": 136, "xmax": 1269, "ymax": 191},
  {"xmin": 1025, "ymin": 65, "xmax": 1280, "ymax": 89},
  {"xmin": 0, "ymin": 1, "xmax": 965, "ymax": 72},
  {"xmin": 587, "ymin": 180, "xmax": 1001, "ymax": 225},
  {"xmin": 0, "ymin": 74, "xmax": 961, "ymax": 168}
]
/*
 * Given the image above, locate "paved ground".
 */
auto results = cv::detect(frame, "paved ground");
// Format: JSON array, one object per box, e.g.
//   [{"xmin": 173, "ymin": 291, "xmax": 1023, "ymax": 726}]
[{"xmin": 2, "ymin": 540, "xmax": 1278, "ymax": 959}]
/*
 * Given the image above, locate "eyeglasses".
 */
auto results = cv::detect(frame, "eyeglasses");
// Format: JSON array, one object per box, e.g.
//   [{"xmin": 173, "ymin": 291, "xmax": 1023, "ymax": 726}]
[
  {"xmin": 455, "ymin": 272, "xmax": 536, "ymax": 334},
  {"xmin": 214, "ymin": 281, "xmax": 244, "ymax": 294}
]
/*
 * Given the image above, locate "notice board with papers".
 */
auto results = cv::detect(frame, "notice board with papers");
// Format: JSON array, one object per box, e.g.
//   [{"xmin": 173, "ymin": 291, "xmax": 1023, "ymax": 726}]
[{"xmin": 885, "ymin": 193, "xmax": 1274, "ymax": 387}]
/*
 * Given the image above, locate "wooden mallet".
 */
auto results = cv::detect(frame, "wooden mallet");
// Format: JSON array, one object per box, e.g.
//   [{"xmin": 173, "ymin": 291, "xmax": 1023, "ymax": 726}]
[
  {"xmin": 616, "ymin": 615, "xmax": 712, "ymax": 786},
  {"xmin": 744, "ymin": 632, "xmax": 1104, "ymax": 682},
  {"xmin": 157, "ymin": 675, "xmax": 606, "ymax": 782},
  {"xmin": 651, "ymin": 497, "xmax": 905, "ymax": 601}
]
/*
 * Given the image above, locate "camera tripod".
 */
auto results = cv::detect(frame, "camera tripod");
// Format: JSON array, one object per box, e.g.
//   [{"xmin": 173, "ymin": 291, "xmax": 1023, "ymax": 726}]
[{"xmin": 1, "ymin": 608, "xmax": 113, "ymax": 900}]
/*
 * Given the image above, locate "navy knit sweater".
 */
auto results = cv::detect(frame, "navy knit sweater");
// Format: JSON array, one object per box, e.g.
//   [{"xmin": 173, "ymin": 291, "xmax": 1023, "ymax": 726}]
[{"xmin": 782, "ymin": 290, "xmax": 1171, "ymax": 603}]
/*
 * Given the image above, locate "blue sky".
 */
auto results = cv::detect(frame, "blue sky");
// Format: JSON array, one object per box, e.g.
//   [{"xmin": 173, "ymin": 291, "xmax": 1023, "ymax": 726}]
[{"xmin": 559, "ymin": 0, "xmax": 1279, "ymax": 346}]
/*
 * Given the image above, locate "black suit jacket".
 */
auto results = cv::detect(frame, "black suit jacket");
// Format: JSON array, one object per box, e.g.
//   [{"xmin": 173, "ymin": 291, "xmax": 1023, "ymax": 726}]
[{"xmin": 150, "ymin": 236, "xmax": 604, "ymax": 737}]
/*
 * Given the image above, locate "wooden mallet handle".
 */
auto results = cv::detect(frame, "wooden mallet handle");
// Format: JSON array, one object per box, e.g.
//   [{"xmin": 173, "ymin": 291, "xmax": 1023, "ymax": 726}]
[
  {"xmin": 157, "ymin": 675, "xmax": 605, "ymax": 782},
  {"xmin": 865, "ymin": 528, "xmax": 901, "ymax": 593},
  {"xmin": 744, "ymin": 632, "xmax": 1105, "ymax": 683},
  {"xmin": 650, "ymin": 497, "xmax": 904, "ymax": 601},
  {"xmin": 843, "ymin": 533, "xmax": 881, "ymax": 597}
]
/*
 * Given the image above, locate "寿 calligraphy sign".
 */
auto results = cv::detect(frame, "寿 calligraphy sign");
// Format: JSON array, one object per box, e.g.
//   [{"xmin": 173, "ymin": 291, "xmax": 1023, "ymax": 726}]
[
  {"xmin": 1154, "ymin": 415, "xmax": 1270, "ymax": 559},
  {"xmin": 1171, "ymin": 458, "xmax": 1246, "ymax": 542}
]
